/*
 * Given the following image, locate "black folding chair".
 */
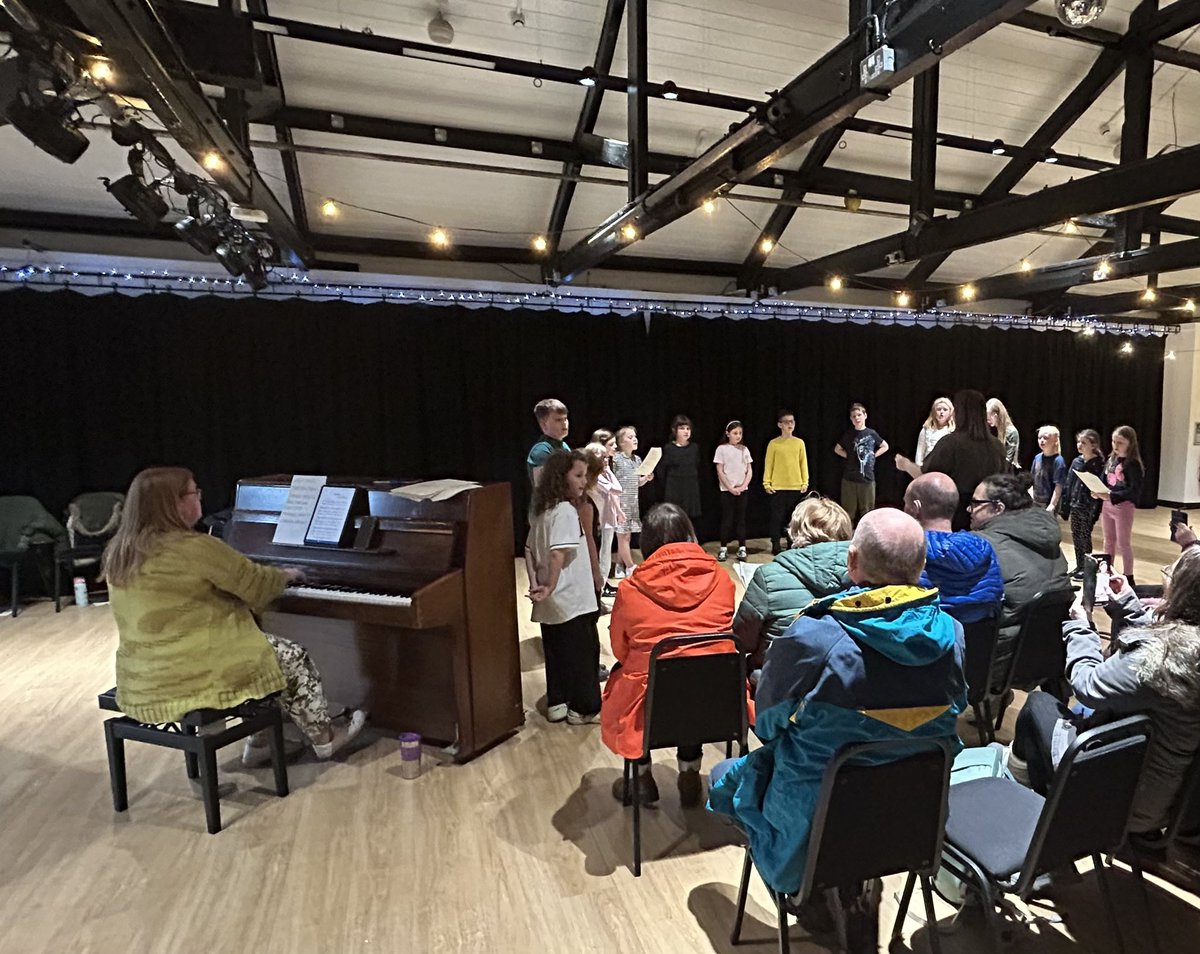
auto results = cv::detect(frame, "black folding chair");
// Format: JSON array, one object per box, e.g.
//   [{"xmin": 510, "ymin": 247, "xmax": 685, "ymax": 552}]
[
  {"xmin": 931, "ymin": 714, "xmax": 1153, "ymax": 954},
  {"xmin": 622, "ymin": 633, "xmax": 748, "ymax": 877},
  {"xmin": 731, "ymin": 737, "xmax": 955, "ymax": 954},
  {"xmin": 992, "ymin": 588, "xmax": 1075, "ymax": 729},
  {"xmin": 960, "ymin": 616, "xmax": 1000, "ymax": 744}
]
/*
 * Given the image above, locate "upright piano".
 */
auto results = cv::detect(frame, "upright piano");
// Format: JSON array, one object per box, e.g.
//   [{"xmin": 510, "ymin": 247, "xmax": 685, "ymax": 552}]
[{"xmin": 225, "ymin": 476, "xmax": 523, "ymax": 761}]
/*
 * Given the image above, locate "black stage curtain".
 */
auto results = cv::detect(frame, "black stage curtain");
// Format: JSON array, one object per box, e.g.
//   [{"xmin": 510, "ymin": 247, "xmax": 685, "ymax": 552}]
[{"xmin": 1, "ymin": 289, "xmax": 1164, "ymax": 548}]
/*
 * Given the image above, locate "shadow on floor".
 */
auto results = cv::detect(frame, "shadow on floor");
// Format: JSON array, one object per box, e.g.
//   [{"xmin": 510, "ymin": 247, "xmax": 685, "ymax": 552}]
[{"xmin": 550, "ymin": 765, "xmax": 743, "ymax": 877}]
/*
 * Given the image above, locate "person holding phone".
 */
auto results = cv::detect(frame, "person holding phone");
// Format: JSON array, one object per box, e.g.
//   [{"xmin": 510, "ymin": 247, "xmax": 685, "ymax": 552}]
[{"xmin": 1008, "ymin": 550, "xmax": 1200, "ymax": 854}]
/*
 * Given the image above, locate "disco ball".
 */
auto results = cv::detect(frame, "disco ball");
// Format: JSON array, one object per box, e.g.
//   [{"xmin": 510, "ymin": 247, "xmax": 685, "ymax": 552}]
[{"xmin": 1055, "ymin": 0, "xmax": 1107, "ymax": 28}]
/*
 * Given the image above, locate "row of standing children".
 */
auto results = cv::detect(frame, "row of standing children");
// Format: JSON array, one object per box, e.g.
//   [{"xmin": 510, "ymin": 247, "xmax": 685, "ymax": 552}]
[{"xmin": 1031, "ymin": 424, "xmax": 1144, "ymax": 580}]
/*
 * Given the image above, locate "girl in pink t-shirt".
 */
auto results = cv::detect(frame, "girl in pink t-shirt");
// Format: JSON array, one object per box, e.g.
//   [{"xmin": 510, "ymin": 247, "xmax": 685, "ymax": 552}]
[{"xmin": 714, "ymin": 420, "xmax": 753, "ymax": 561}]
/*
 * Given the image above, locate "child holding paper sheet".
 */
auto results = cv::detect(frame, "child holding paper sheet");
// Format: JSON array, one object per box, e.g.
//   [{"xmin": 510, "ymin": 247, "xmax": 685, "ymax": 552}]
[
  {"xmin": 1064, "ymin": 429, "xmax": 1105, "ymax": 579},
  {"xmin": 612, "ymin": 426, "xmax": 654, "ymax": 579}
]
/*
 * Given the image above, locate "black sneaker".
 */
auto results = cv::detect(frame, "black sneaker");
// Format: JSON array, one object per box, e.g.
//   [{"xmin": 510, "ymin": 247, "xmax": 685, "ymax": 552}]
[
  {"xmin": 612, "ymin": 772, "xmax": 660, "ymax": 804},
  {"xmin": 1070, "ymin": 568, "xmax": 1084, "ymax": 581},
  {"xmin": 601, "ymin": 583, "xmax": 618, "ymax": 598}
]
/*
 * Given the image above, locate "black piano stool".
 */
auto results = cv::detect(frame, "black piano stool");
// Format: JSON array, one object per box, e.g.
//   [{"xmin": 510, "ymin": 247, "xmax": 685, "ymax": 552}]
[{"xmin": 98, "ymin": 688, "xmax": 289, "ymax": 834}]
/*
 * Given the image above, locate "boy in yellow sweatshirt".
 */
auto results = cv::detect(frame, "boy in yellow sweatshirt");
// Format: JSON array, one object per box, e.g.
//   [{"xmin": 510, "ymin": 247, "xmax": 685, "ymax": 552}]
[{"xmin": 763, "ymin": 409, "xmax": 809, "ymax": 554}]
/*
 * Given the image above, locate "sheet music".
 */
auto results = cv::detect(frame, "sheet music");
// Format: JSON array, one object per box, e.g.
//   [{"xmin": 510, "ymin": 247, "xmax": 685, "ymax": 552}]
[
  {"xmin": 306, "ymin": 486, "xmax": 356, "ymax": 545},
  {"xmin": 272, "ymin": 475, "xmax": 326, "ymax": 545},
  {"xmin": 636, "ymin": 447, "xmax": 662, "ymax": 477},
  {"xmin": 389, "ymin": 479, "xmax": 482, "ymax": 501}
]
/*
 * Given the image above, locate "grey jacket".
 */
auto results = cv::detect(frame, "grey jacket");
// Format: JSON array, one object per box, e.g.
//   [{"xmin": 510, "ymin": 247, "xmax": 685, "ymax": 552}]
[
  {"xmin": 978, "ymin": 507, "xmax": 1070, "ymax": 650},
  {"xmin": 1062, "ymin": 588, "xmax": 1200, "ymax": 831}
]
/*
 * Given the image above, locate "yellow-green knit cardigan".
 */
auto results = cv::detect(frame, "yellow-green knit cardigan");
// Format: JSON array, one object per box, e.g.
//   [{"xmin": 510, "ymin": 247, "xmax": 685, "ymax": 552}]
[{"xmin": 110, "ymin": 532, "xmax": 289, "ymax": 723}]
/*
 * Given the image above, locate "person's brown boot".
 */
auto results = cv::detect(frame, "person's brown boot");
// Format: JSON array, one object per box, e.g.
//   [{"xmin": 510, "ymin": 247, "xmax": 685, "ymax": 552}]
[{"xmin": 612, "ymin": 771, "xmax": 659, "ymax": 805}]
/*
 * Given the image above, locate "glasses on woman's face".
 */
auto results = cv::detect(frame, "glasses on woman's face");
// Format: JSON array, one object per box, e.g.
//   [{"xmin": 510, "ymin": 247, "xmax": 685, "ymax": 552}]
[
  {"xmin": 966, "ymin": 498, "xmax": 998, "ymax": 514},
  {"xmin": 180, "ymin": 487, "xmax": 202, "ymax": 499}
]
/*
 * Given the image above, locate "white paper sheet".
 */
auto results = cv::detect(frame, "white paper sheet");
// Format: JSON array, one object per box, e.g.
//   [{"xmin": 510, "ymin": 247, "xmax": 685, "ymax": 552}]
[
  {"xmin": 1076, "ymin": 471, "xmax": 1110, "ymax": 495},
  {"xmin": 272, "ymin": 475, "xmax": 326, "ymax": 545},
  {"xmin": 389, "ymin": 479, "xmax": 482, "ymax": 501},
  {"xmin": 306, "ymin": 485, "xmax": 356, "ymax": 545},
  {"xmin": 636, "ymin": 446, "xmax": 662, "ymax": 477}
]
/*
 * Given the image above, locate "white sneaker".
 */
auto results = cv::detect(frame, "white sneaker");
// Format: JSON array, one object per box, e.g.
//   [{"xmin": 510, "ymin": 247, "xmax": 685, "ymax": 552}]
[
  {"xmin": 717, "ymin": 546, "xmax": 728, "ymax": 561},
  {"xmin": 737, "ymin": 546, "xmax": 747, "ymax": 561},
  {"xmin": 241, "ymin": 736, "xmax": 303, "ymax": 767},
  {"xmin": 546, "ymin": 703, "xmax": 568, "ymax": 723},
  {"xmin": 313, "ymin": 709, "xmax": 369, "ymax": 760},
  {"xmin": 566, "ymin": 709, "xmax": 600, "ymax": 725},
  {"xmin": 613, "ymin": 565, "xmax": 626, "ymax": 579}
]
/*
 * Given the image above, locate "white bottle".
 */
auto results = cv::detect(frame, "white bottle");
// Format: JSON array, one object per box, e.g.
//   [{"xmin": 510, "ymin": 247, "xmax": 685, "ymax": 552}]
[{"xmin": 73, "ymin": 577, "xmax": 89, "ymax": 607}]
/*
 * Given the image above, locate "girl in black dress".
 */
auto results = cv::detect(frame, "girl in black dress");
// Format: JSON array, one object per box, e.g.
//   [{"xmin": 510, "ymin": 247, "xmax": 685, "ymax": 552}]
[{"xmin": 659, "ymin": 415, "xmax": 702, "ymax": 521}]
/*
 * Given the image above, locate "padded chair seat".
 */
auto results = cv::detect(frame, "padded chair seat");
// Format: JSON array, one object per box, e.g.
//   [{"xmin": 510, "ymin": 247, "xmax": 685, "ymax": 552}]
[{"xmin": 946, "ymin": 777, "xmax": 1046, "ymax": 879}]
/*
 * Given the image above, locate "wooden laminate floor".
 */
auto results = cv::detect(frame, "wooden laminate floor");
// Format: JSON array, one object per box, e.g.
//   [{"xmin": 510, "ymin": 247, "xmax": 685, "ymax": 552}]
[{"xmin": 1, "ymin": 508, "xmax": 1198, "ymax": 954}]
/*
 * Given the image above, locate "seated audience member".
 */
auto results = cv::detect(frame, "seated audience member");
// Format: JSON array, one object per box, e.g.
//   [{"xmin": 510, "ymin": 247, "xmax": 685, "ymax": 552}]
[
  {"xmin": 903, "ymin": 472, "xmax": 1002, "ymax": 624},
  {"xmin": 970, "ymin": 471, "xmax": 1070, "ymax": 677},
  {"xmin": 102, "ymin": 467, "xmax": 366, "ymax": 764},
  {"xmin": 895, "ymin": 389, "xmax": 1007, "ymax": 531},
  {"xmin": 601, "ymin": 503, "xmax": 736, "ymax": 806},
  {"xmin": 1011, "ymin": 557, "xmax": 1200, "ymax": 851},
  {"xmin": 709, "ymin": 510, "xmax": 966, "ymax": 937},
  {"xmin": 732, "ymin": 496, "xmax": 852, "ymax": 675}
]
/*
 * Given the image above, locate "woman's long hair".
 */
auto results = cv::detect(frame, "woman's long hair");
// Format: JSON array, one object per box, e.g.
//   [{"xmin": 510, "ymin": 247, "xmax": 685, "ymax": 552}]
[
  {"xmin": 922, "ymin": 397, "xmax": 955, "ymax": 432},
  {"xmin": 101, "ymin": 467, "xmax": 196, "ymax": 586},
  {"xmin": 1140, "ymin": 547, "xmax": 1200, "ymax": 705},
  {"xmin": 952, "ymin": 390, "xmax": 991, "ymax": 441},
  {"xmin": 1108, "ymin": 425, "xmax": 1143, "ymax": 469},
  {"xmin": 987, "ymin": 398, "xmax": 1014, "ymax": 438}
]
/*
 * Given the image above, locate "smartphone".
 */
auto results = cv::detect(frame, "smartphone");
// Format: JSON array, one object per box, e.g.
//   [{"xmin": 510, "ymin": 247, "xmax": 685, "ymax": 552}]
[
  {"xmin": 1170, "ymin": 509, "xmax": 1189, "ymax": 542},
  {"xmin": 1083, "ymin": 553, "xmax": 1114, "ymax": 610}
]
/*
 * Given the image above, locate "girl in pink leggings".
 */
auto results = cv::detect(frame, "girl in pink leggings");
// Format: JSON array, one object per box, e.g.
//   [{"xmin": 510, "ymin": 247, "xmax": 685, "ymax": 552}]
[{"xmin": 1095, "ymin": 426, "xmax": 1144, "ymax": 579}]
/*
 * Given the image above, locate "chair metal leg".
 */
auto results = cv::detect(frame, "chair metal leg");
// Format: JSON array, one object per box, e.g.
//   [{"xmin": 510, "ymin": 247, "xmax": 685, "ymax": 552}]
[
  {"xmin": 1092, "ymin": 853, "xmax": 1126, "ymax": 954},
  {"xmin": 920, "ymin": 874, "xmax": 943, "ymax": 954},
  {"xmin": 199, "ymin": 744, "xmax": 222, "ymax": 834},
  {"xmin": 776, "ymin": 892, "xmax": 791, "ymax": 954},
  {"xmin": 54, "ymin": 558, "xmax": 62, "ymax": 612},
  {"xmin": 726, "ymin": 739, "xmax": 733, "ymax": 759},
  {"xmin": 730, "ymin": 847, "xmax": 752, "ymax": 945},
  {"xmin": 1128, "ymin": 863, "xmax": 1162, "ymax": 954},
  {"xmin": 104, "ymin": 720, "xmax": 128, "ymax": 812},
  {"xmin": 827, "ymin": 887, "xmax": 848, "ymax": 953},
  {"xmin": 891, "ymin": 872, "xmax": 917, "ymax": 946},
  {"xmin": 10, "ymin": 564, "xmax": 19, "ymax": 619},
  {"xmin": 632, "ymin": 764, "xmax": 642, "ymax": 878},
  {"xmin": 269, "ymin": 713, "xmax": 290, "ymax": 797}
]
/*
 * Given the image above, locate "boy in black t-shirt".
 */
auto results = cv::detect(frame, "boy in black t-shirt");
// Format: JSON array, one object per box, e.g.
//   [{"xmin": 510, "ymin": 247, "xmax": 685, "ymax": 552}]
[{"xmin": 834, "ymin": 403, "xmax": 888, "ymax": 525}]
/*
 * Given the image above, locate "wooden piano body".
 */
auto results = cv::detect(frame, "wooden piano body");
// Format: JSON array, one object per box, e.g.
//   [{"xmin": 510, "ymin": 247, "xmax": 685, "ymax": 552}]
[{"xmin": 224, "ymin": 477, "xmax": 523, "ymax": 761}]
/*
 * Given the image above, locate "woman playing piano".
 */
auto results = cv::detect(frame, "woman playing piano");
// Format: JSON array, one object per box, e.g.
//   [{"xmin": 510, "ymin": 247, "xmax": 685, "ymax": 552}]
[{"xmin": 102, "ymin": 467, "xmax": 366, "ymax": 763}]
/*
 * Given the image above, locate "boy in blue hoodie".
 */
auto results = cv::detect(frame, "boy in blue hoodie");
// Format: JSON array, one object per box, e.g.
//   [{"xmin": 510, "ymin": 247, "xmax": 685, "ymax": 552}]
[{"xmin": 708, "ymin": 509, "xmax": 966, "ymax": 912}]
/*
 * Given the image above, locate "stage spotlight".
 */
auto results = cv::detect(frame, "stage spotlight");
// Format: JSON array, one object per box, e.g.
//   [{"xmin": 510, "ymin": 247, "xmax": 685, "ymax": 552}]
[
  {"xmin": 103, "ymin": 174, "xmax": 169, "ymax": 226},
  {"xmin": 214, "ymin": 238, "xmax": 251, "ymax": 277},
  {"xmin": 174, "ymin": 216, "xmax": 222, "ymax": 255},
  {"xmin": 4, "ymin": 94, "xmax": 89, "ymax": 163}
]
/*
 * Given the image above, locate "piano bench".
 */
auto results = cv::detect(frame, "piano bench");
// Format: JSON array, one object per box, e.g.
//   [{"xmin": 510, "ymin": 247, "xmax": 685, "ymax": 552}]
[{"xmin": 97, "ymin": 688, "xmax": 289, "ymax": 834}]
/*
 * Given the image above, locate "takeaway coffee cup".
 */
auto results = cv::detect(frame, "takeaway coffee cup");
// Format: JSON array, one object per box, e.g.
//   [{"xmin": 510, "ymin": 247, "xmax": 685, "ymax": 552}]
[{"xmin": 399, "ymin": 732, "xmax": 422, "ymax": 779}]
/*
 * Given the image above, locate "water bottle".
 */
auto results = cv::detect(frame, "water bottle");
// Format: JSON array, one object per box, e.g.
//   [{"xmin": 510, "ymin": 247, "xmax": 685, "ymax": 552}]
[{"xmin": 73, "ymin": 577, "xmax": 89, "ymax": 607}]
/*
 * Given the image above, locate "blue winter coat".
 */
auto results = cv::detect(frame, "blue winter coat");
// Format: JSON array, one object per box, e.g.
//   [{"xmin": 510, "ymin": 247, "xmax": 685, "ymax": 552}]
[
  {"xmin": 920, "ymin": 530, "xmax": 1004, "ymax": 625},
  {"xmin": 707, "ymin": 584, "xmax": 966, "ymax": 894}
]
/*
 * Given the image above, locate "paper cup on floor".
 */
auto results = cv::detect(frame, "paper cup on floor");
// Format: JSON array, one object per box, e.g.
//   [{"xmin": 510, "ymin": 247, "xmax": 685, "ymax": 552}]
[{"xmin": 399, "ymin": 732, "xmax": 422, "ymax": 779}]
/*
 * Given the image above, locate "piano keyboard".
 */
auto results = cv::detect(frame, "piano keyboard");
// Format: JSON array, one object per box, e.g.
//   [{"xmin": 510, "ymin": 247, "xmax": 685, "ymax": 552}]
[{"xmin": 285, "ymin": 584, "xmax": 413, "ymax": 607}]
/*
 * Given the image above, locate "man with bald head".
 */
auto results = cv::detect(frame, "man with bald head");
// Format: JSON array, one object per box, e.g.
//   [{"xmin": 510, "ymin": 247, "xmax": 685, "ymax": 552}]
[
  {"xmin": 709, "ymin": 509, "xmax": 967, "ymax": 939},
  {"xmin": 905, "ymin": 472, "xmax": 1003, "ymax": 625}
]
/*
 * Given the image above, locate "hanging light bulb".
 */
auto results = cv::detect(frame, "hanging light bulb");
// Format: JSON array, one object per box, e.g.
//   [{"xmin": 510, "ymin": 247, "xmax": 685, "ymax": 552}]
[
  {"xmin": 319, "ymin": 198, "xmax": 339, "ymax": 219},
  {"xmin": 1054, "ymin": 0, "xmax": 1107, "ymax": 28},
  {"xmin": 759, "ymin": 237, "xmax": 775, "ymax": 254},
  {"xmin": 531, "ymin": 235, "xmax": 549, "ymax": 253},
  {"xmin": 85, "ymin": 57, "xmax": 115, "ymax": 84},
  {"xmin": 1142, "ymin": 287, "xmax": 1157, "ymax": 303},
  {"xmin": 961, "ymin": 284, "xmax": 977, "ymax": 301},
  {"xmin": 1063, "ymin": 220, "xmax": 1079, "ymax": 234},
  {"xmin": 896, "ymin": 291, "xmax": 911, "ymax": 307},
  {"xmin": 429, "ymin": 227, "xmax": 450, "ymax": 248},
  {"xmin": 620, "ymin": 223, "xmax": 638, "ymax": 241},
  {"xmin": 828, "ymin": 276, "xmax": 844, "ymax": 291},
  {"xmin": 1184, "ymin": 299, "xmax": 1196, "ymax": 314},
  {"xmin": 701, "ymin": 197, "xmax": 716, "ymax": 214},
  {"xmin": 1020, "ymin": 259, "xmax": 1032, "ymax": 272},
  {"xmin": 201, "ymin": 151, "xmax": 223, "ymax": 172}
]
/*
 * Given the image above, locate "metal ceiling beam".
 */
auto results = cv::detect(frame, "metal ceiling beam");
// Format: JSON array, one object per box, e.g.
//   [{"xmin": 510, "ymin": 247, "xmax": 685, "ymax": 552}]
[
  {"xmin": 1116, "ymin": 2, "xmax": 1158, "ymax": 253},
  {"xmin": 246, "ymin": 0, "xmax": 309, "ymax": 240},
  {"xmin": 61, "ymin": 0, "xmax": 312, "ymax": 265},
  {"xmin": 272, "ymin": 106, "xmax": 979, "ymax": 212},
  {"xmin": 903, "ymin": 44, "xmax": 1127, "ymax": 288},
  {"xmin": 554, "ymin": 0, "xmax": 1038, "ymax": 282},
  {"xmin": 1007, "ymin": 10, "xmax": 1200, "ymax": 72},
  {"xmin": 1063, "ymin": 281, "xmax": 1200, "ymax": 316},
  {"xmin": 545, "ymin": 0, "xmax": 625, "ymax": 256},
  {"xmin": 627, "ymin": 0, "xmax": 647, "ymax": 203},
  {"xmin": 910, "ymin": 66, "xmax": 939, "ymax": 230},
  {"xmin": 1143, "ymin": 0, "xmax": 1200, "ymax": 42},
  {"xmin": 927, "ymin": 236, "xmax": 1200, "ymax": 304},
  {"xmin": 777, "ymin": 143, "xmax": 1200, "ymax": 290},
  {"xmin": 736, "ymin": 125, "xmax": 844, "ymax": 291}
]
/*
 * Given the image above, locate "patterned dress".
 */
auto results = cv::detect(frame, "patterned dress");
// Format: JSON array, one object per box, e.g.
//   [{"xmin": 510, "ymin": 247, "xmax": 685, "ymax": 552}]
[{"xmin": 612, "ymin": 452, "xmax": 643, "ymax": 534}]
